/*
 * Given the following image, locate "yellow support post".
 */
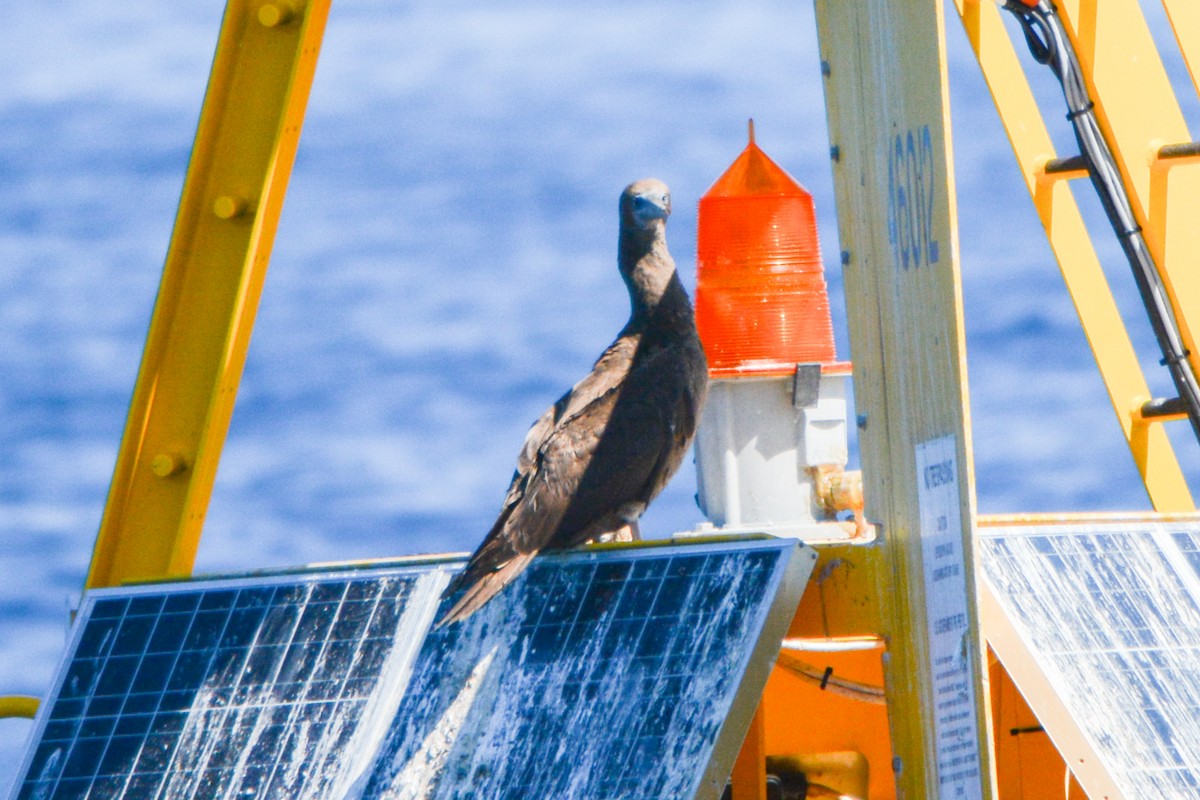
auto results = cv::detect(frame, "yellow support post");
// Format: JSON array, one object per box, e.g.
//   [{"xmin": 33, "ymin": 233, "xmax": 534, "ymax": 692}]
[
  {"xmin": 813, "ymin": 1, "xmax": 996, "ymax": 797},
  {"xmin": 86, "ymin": 0, "xmax": 331, "ymax": 590}
]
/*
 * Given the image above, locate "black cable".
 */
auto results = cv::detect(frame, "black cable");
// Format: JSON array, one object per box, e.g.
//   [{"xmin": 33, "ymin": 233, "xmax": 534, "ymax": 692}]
[{"xmin": 1004, "ymin": 0, "xmax": 1200, "ymax": 447}]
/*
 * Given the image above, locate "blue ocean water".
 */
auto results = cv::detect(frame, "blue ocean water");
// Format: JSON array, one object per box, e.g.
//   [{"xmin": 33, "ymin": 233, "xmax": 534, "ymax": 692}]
[{"xmin": 1, "ymin": 0, "xmax": 1196, "ymax": 784}]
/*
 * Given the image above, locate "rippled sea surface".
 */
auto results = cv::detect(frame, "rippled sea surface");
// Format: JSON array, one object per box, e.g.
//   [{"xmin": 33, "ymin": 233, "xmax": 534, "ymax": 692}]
[{"xmin": 2, "ymin": 0, "xmax": 1197, "ymax": 784}]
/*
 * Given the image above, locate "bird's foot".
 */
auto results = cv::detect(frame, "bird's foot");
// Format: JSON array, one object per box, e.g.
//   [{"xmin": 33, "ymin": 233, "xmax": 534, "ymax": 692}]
[{"xmin": 591, "ymin": 520, "xmax": 640, "ymax": 543}]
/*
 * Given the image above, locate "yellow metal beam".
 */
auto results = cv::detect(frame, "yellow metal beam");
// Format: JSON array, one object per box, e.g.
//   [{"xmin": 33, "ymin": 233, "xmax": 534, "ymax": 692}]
[
  {"xmin": 1163, "ymin": 0, "xmax": 1200, "ymax": 95},
  {"xmin": 1056, "ymin": 0, "xmax": 1200, "ymax": 411},
  {"xmin": 86, "ymin": 0, "xmax": 331, "ymax": 590},
  {"xmin": 813, "ymin": 1, "xmax": 995, "ymax": 796},
  {"xmin": 0, "ymin": 695, "xmax": 39, "ymax": 720},
  {"xmin": 952, "ymin": 0, "xmax": 1193, "ymax": 511}
]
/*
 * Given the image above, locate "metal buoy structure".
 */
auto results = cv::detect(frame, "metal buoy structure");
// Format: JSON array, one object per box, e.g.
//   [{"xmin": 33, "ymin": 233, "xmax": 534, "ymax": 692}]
[{"xmin": 693, "ymin": 122, "xmax": 860, "ymax": 535}]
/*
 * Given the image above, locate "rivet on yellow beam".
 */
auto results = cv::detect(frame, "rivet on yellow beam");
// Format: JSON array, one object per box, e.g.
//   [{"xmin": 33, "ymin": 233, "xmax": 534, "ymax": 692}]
[
  {"xmin": 212, "ymin": 195, "xmax": 249, "ymax": 220},
  {"xmin": 150, "ymin": 453, "xmax": 188, "ymax": 478},
  {"xmin": 1130, "ymin": 394, "xmax": 1154, "ymax": 427},
  {"xmin": 258, "ymin": 2, "xmax": 296, "ymax": 28}
]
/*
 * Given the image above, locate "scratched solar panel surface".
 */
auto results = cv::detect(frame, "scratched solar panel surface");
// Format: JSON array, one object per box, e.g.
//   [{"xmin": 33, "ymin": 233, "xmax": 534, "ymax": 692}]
[
  {"xmin": 979, "ymin": 522, "xmax": 1200, "ymax": 796},
  {"xmin": 10, "ymin": 565, "xmax": 444, "ymax": 800},
  {"xmin": 361, "ymin": 538, "xmax": 804, "ymax": 799},
  {"xmin": 11, "ymin": 538, "xmax": 804, "ymax": 800}
]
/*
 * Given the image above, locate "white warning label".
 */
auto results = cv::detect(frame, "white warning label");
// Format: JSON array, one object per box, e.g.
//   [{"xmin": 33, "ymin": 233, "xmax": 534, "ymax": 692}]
[{"xmin": 916, "ymin": 434, "xmax": 983, "ymax": 799}]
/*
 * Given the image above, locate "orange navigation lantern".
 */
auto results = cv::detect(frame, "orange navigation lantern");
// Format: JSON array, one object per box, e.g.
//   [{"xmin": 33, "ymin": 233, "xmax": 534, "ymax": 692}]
[
  {"xmin": 693, "ymin": 123, "xmax": 860, "ymax": 534},
  {"xmin": 695, "ymin": 120, "xmax": 841, "ymax": 376}
]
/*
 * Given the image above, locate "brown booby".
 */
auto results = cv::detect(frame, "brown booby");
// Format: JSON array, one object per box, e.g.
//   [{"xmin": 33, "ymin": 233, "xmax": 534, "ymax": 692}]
[{"xmin": 437, "ymin": 179, "xmax": 708, "ymax": 626}]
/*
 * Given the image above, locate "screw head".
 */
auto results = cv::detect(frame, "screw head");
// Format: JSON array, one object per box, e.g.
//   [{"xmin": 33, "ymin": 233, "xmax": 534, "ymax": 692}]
[
  {"xmin": 213, "ymin": 195, "xmax": 247, "ymax": 219},
  {"xmin": 258, "ymin": 3, "xmax": 295, "ymax": 27},
  {"xmin": 151, "ymin": 453, "xmax": 187, "ymax": 478}
]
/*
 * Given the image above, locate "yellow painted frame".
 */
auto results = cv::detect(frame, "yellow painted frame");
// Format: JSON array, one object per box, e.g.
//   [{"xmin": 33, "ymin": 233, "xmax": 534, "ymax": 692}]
[
  {"xmin": 86, "ymin": 0, "xmax": 332, "ymax": 589},
  {"xmin": 952, "ymin": 0, "xmax": 1195, "ymax": 511},
  {"xmin": 0, "ymin": 696, "xmax": 39, "ymax": 720},
  {"xmin": 1056, "ymin": 0, "xmax": 1200, "ymax": 386},
  {"xmin": 952, "ymin": 4, "xmax": 1200, "ymax": 796},
  {"xmin": 1164, "ymin": 0, "xmax": 1200, "ymax": 93}
]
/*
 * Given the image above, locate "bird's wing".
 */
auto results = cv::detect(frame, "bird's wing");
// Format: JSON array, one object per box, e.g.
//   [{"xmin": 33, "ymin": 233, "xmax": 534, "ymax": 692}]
[
  {"xmin": 624, "ymin": 339, "xmax": 707, "ymax": 508},
  {"xmin": 503, "ymin": 391, "xmax": 624, "ymax": 551},
  {"xmin": 439, "ymin": 331, "xmax": 704, "ymax": 626},
  {"xmin": 509, "ymin": 337, "xmax": 703, "ymax": 551},
  {"xmin": 436, "ymin": 336, "xmax": 639, "ymax": 622},
  {"xmin": 501, "ymin": 334, "xmax": 639, "ymax": 512},
  {"xmin": 556, "ymin": 333, "xmax": 641, "ymax": 424}
]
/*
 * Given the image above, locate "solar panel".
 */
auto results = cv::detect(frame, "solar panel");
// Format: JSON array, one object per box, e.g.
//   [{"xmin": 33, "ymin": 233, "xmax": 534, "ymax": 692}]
[
  {"xmin": 11, "ymin": 564, "xmax": 448, "ymax": 800},
  {"xmin": 10, "ymin": 537, "xmax": 811, "ymax": 799},
  {"xmin": 979, "ymin": 520, "xmax": 1200, "ymax": 796}
]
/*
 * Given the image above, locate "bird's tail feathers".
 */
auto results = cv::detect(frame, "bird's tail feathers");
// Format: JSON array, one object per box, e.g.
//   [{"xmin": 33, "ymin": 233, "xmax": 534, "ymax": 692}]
[
  {"xmin": 442, "ymin": 525, "xmax": 513, "ymax": 598},
  {"xmin": 435, "ymin": 550, "xmax": 537, "ymax": 628}
]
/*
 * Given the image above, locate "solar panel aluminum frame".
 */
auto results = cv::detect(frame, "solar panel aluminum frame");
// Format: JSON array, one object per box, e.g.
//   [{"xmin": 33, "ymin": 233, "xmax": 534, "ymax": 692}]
[
  {"xmin": 979, "ymin": 559, "xmax": 1122, "ymax": 797},
  {"xmin": 694, "ymin": 539, "xmax": 816, "ymax": 799}
]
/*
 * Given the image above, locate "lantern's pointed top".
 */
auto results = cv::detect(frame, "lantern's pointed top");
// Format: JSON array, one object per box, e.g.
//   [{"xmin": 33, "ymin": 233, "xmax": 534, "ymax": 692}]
[{"xmin": 702, "ymin": 122, "xmax": 808, "ymax": 199}]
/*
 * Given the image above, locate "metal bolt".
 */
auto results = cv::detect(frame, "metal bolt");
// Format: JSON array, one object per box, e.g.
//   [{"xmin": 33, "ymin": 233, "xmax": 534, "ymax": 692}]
[
  {"xmin": 258, "ymin": 2, "xmax": 295, "ymax": 28},
  {"xmin": 213, "ymin": 195, "xmax": 247, "ymax": 220},
  {"xmin": 830, "ymin": 145, "xmax": 841, "ymax": 163},
  {"xmin": 820, "ymin": 60, "xmax": 831, "ymax": 77},
  {"xmin": 856, "ymin": 414, "xmax": 868, "ymax": 430},
  {"xmin": 841, "ymin": 250, "xmax": 852, "ymax": 266},
  {"xmin": 151, "ymin": 453, "xmax": 187, "ymax": 478}
]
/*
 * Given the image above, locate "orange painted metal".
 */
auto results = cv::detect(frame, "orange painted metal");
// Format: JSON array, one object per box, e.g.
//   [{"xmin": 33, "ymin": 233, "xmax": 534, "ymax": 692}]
[{"xmin": 730, "ymin": 703, "xmax": 769, "ymax": 800}]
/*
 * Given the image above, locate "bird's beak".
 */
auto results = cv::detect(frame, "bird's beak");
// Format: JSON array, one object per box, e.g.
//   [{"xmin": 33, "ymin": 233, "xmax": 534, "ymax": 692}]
[{"xmin": 632, "ymin": 192, "xmax": 670, "ymax": 228}]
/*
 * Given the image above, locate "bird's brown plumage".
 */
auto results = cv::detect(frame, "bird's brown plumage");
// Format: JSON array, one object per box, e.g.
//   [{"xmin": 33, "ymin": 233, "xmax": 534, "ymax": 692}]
[{"xmin": 436, "ymin": 179, "xmax": 708, "ymax": 626}]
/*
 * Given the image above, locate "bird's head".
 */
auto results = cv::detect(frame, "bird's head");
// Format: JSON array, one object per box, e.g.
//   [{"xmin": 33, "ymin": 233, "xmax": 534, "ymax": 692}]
[
  {"xmin": 617, "ymin": 179, "xmax": 677, "ymax": 314},
  {"xmin": 620, "ymin": 179, "xmax": 671, "ymax": 232}
]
